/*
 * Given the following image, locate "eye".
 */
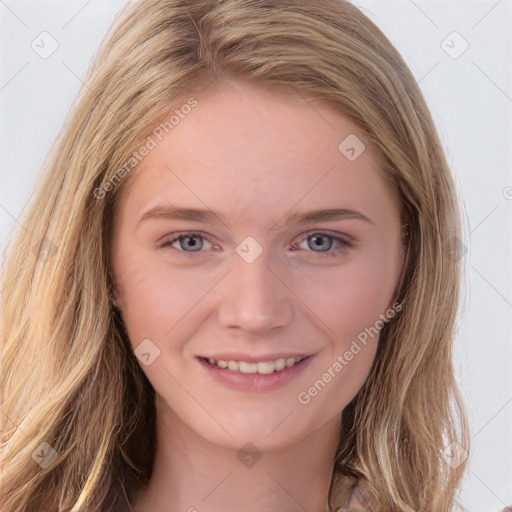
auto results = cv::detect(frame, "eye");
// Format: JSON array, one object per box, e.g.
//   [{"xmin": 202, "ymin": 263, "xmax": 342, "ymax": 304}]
[
  {"xmin": 159, "ymin": 232, "xmax": 213, "ymax": 257},
  {"xmin": 158, "ymin": 231, "xmax": 354, "ymax": 260},
  {"xmin": 292, "ymin": 232, "xmax": 354, "ymax": 258}
]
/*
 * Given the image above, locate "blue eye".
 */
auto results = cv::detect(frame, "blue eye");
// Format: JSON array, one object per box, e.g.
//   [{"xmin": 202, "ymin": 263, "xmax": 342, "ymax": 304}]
[
  {"xmin": 294, "ymin": 232, "xmax": 353, "ymax": 258},
  {"xmin": 160, "ymin": 232, "xmax": 211, "ymax": 255},
  {"xmin": 308, "ymin": 234, "xmax": 335, "ymax": 251},
  {"xmin": 159, "ymin": 231, "xmax": 353, "ymax": 259}
]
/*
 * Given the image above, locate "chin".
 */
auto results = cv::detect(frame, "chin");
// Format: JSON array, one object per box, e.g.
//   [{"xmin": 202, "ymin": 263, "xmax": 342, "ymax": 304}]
[{"xmin": 193, "ymin": 410, "xmax": 325, "ymax": 454}]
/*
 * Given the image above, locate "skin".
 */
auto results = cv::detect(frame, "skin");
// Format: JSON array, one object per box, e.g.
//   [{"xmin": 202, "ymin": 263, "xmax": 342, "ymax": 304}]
[{"xmin": 111, "ymin": 78, "xmax": 405, "ymax": 512}]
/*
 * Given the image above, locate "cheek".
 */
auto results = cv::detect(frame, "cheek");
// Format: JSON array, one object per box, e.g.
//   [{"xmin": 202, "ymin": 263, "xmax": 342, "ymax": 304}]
[
  {"xmin": 297, "ymin": 247, "xmax": 397, "ymax": 344},
  {"xmin": 115, "ymin": 251, "xmax": 216, "ymax": 350}
]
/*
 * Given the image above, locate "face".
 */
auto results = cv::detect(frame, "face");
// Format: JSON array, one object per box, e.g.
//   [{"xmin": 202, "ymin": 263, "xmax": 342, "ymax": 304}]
[{"xmin": 111, "ymin": 79, "xmax": 404, "ymax": 452}]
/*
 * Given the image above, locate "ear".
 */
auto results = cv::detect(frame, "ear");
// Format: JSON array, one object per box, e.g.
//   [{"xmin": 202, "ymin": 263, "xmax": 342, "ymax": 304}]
[
  {"xmin": 109, "ymin": 274, "xmax": 120, "ymax": 308},
  {"xmin": 111, "ymin": 288, "xmax": 119, "ymax": 308},
  {"xmin": 387, "ymin": 223, "xmax": 411, "ymax": 309}
]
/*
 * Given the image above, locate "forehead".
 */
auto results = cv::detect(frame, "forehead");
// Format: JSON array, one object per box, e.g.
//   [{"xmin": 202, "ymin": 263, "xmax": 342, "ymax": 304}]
[{"xmin": 116, "ymin": 79, "xmax": 400, "ymax": 227}]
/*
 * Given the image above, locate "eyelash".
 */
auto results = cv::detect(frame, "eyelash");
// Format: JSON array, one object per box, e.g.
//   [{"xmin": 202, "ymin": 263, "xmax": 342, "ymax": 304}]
[{"xmin": 159, "ymin": 231, "xmax": 354, "ymax": 259}]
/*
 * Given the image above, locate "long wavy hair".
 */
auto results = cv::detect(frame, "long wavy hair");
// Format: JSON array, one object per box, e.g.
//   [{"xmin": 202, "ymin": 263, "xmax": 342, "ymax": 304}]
[{"xmin": 0, "ymin": 1, "xmax": 470, "ymax": 511}]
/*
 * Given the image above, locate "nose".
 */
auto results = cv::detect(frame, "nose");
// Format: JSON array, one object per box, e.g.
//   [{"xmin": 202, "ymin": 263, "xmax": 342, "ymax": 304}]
[{"xmin": 216, "ymin": 246, "xmax": 294, "ymax": 336}]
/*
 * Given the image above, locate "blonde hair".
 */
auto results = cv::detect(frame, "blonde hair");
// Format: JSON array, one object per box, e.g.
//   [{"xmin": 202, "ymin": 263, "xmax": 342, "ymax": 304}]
[{"xmin": 0, "ymin": 1, "xmax": 470, "ymax": 511}]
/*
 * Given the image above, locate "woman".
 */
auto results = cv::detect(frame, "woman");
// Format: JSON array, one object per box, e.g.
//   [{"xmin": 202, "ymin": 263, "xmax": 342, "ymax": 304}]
[{"xmin": 0, "ymin": 0, "xmax": 476, "ymax": 511}]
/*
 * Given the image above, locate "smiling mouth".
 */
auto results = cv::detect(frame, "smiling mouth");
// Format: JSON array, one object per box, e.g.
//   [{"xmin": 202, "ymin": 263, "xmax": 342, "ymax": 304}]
[{"xmin": 198, "ymin": 356, "xmax": 309, "ymax": 375}]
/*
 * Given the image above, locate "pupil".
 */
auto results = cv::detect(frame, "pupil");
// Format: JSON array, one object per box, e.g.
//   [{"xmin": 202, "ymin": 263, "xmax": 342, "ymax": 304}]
[
  {"xmin": 184, "ymin": 236, "xmax": 201, "ymax": 251},
  {"xmin": 310, "ymin": 235, "xmax": 331, "ymax": 252}
]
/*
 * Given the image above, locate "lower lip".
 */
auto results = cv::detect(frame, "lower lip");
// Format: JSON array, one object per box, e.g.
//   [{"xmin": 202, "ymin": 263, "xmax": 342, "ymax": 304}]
[{"xmin": 197, "ymin": 356, "xmax": 314, "ymax": 393}]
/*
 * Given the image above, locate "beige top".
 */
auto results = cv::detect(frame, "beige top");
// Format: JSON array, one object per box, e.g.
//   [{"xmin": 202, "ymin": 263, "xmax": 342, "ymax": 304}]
[{"xmin": 337, "ymin": 479, "xmax": 380, "ymax": 512}]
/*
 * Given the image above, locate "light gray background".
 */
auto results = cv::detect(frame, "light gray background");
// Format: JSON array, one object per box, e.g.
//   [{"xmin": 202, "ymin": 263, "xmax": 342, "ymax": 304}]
[{"xmin": 1, "ymin": 1, "xmax": 511, "ymax": 510}]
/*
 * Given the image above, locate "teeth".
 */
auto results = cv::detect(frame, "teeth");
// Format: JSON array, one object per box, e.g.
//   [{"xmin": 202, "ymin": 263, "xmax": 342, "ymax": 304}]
[
  {"xmin": 204, "ymin": 356, "xmax": 306, "ymax": 374},
  {"xmin": 257, "ymin": 361, "xmax": 275, "ymax": 374},
  {"xmin": 285, "ymin": 357, "xmax": 296, "ymax": 367},
  {"xmin": 275, "ymin": 358, "xmax": 286, "ymax": 371},
  {"xmin": 239, "ymin": 361, "xmax": 258, "ymax": 373}
]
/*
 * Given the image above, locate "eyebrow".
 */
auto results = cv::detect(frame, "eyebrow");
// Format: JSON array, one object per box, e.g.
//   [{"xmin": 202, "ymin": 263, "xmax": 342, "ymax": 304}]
[{"xmin": 137, "ymin": 204, "xmax": 374, "ymax": 229}]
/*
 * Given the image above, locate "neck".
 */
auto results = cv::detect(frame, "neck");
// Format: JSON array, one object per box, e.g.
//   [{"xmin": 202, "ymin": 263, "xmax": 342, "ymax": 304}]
[{"xmin": 130, "ymin": 396, "xmax": 342, "ymax": 512}]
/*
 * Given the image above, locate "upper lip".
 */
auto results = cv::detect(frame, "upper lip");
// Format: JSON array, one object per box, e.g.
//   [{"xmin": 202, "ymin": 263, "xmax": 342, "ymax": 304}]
[{"xmin": 198, "ymin": 353, "xmax": 313, "ymax": 363}]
